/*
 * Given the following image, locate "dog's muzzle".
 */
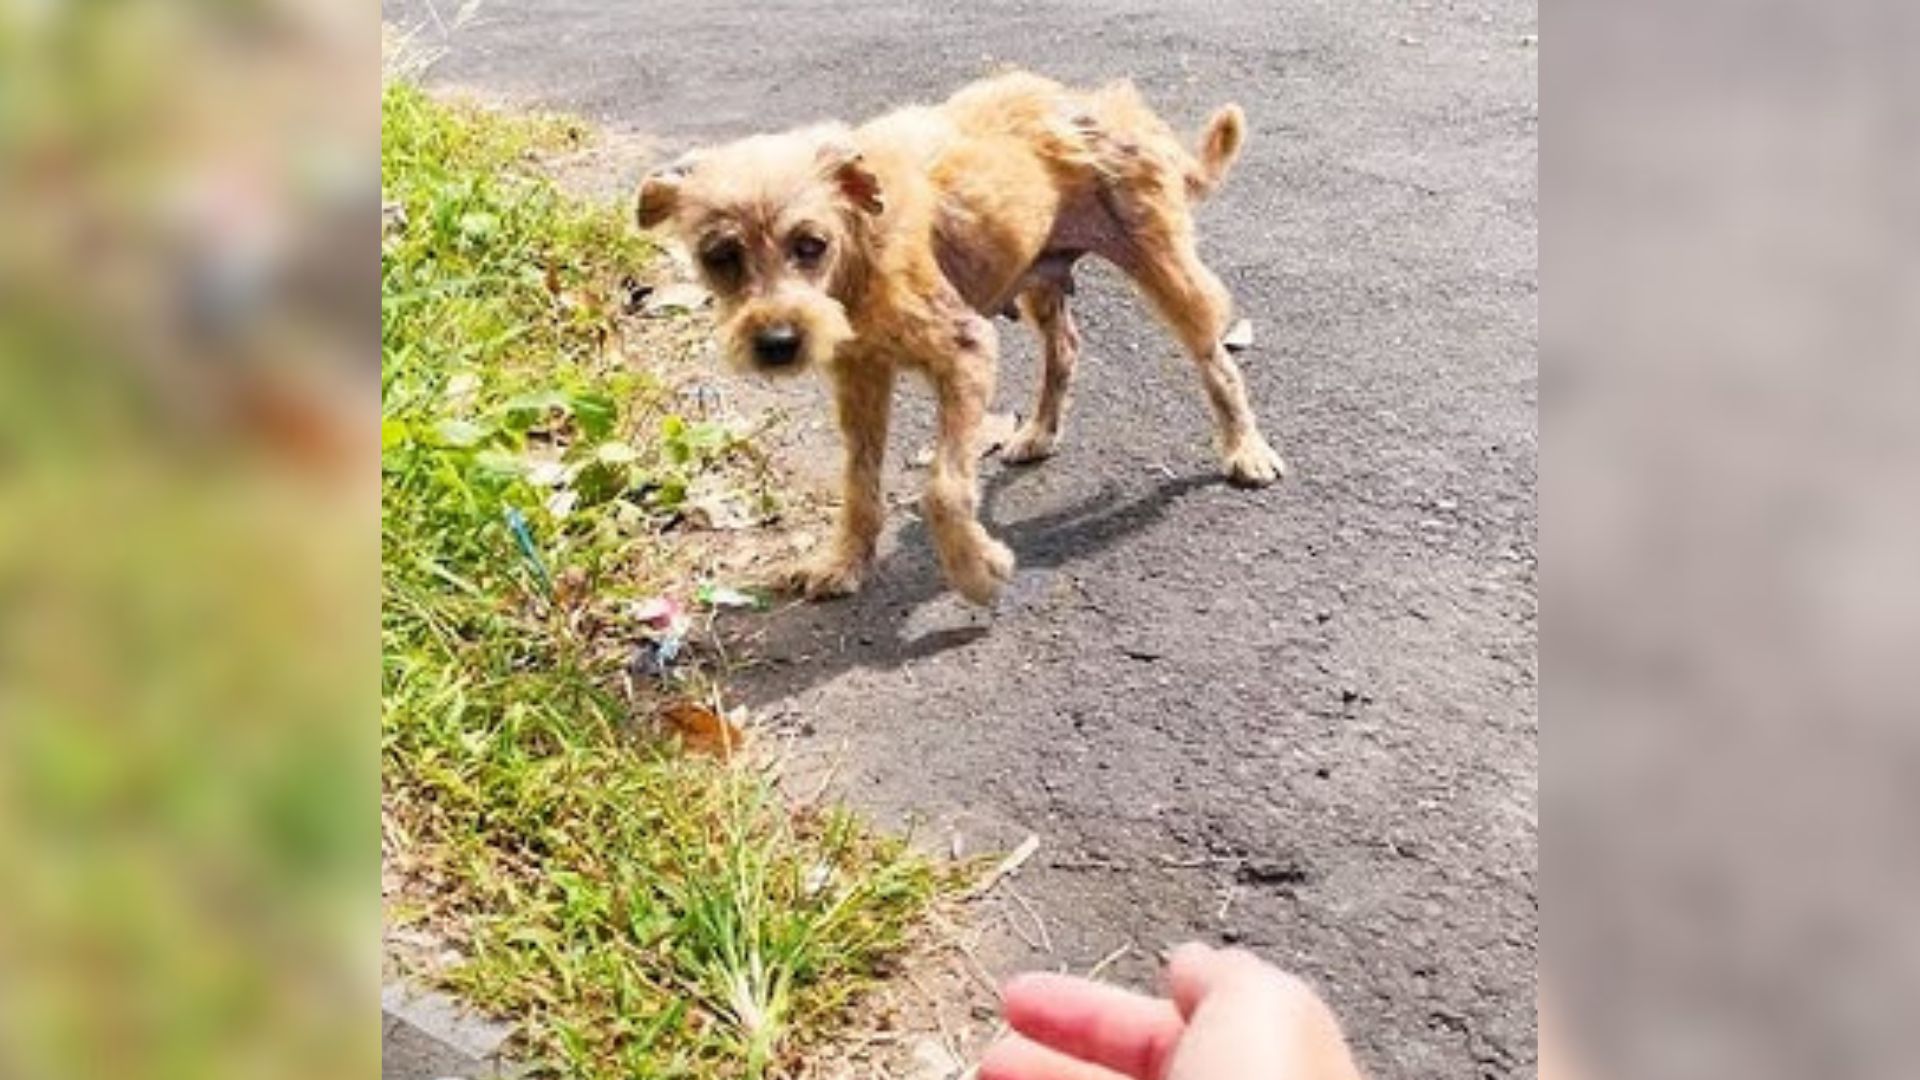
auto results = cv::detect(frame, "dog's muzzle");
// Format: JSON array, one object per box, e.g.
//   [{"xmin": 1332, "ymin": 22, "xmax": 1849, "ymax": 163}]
[{"xmin": 752, "ymin": 324, "xmax": 803, "ymax": 367}]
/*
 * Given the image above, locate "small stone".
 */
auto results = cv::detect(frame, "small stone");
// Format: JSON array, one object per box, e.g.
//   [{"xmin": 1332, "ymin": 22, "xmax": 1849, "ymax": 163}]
[
  {"xmin": 803, "ymin": 863, "xmax": 833, "ymax": 896},
  {"xmin": 621, "ymin": 275, "xmax": 654, "ymax": 314},
  {"xmin": 906, "ymin": 1036, "xmax": 961, "ymax": 1080},
  {"xmin": 642, "ymin": 281, "xmax": 711, "ymax": 315},
  {"xmin": 1221, "ymin": 318, "xmax": 1255, "ymax": 352},
  {"xmin": 684, "ymin": 493, "xmax": 756, "ymax": 531},
  {"xmin": 976, "ymin": 411, "xmax": 1021, "ymax": 456}
]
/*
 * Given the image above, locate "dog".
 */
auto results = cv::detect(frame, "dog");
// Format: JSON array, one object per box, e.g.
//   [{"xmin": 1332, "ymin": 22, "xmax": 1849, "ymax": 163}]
[{"xmin": 636, "ymin": 71, "xmax": 1285, "ymax": 605}]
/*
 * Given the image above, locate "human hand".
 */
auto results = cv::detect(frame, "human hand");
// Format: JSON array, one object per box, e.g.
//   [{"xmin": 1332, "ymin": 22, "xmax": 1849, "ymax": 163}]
[{"xmin": 979, "ymin": 943, "xmax": 1364, "ymax": 1080}]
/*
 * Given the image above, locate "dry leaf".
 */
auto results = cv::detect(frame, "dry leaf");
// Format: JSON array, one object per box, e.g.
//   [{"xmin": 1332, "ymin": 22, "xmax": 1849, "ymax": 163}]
[{"xmin": 661, "ymin": 700, "xmax": 744, "ymax": 759}]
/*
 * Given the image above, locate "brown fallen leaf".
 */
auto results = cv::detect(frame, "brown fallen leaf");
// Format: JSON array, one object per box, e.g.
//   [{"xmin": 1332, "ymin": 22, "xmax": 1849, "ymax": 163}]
[{"xmin": 660, "ymin": 700, "xmax": 745, "ymax": 759}]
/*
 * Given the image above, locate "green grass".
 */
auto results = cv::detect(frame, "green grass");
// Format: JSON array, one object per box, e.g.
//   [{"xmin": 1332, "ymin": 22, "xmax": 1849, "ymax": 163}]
[{"xmin": 380, "ymin": 81, "xmax": 942, "ymax": 1078}]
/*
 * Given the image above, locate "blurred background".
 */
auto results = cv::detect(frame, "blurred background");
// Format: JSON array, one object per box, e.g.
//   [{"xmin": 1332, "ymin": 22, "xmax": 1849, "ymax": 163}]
[
  {"xmin": 0, "ymin": 1, "xmax": 375, "ymax": 1077},
  {"xmin": 1547, "ymin": 2, "xmax": 1920, "ymax": 1078}
]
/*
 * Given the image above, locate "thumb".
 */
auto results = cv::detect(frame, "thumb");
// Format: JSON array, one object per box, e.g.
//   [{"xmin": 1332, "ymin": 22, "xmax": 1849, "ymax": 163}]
[
  {"xmin": 1162, "ymin": 944, "xmax": 1366, "ymax": 1080},
  {"xmin": 1166, "ymin": 943, "xmax": 1275, "ymax": 1018}
]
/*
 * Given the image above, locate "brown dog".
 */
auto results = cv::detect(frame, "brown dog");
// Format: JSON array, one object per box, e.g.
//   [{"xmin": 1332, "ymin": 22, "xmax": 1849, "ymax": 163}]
[{"xmin": 636, "ymin": 71, "xmax": 1285, "ymax": 605}]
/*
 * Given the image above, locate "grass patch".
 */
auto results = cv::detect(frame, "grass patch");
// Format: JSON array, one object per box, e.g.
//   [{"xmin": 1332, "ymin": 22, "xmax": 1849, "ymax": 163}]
[{"xmin": 381, "ymin": 81, "xmax": 942, "ymax": 1078}]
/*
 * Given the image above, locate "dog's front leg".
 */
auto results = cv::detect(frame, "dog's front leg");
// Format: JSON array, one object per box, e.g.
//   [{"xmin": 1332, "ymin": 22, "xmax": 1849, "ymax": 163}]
[
  {"xmin": 788, "ymin": 361, "xmax": 895, "ymax": 599},
  {"xmin": 923, "ymin": 325, "xmax": 1015, "ymax": 605}
]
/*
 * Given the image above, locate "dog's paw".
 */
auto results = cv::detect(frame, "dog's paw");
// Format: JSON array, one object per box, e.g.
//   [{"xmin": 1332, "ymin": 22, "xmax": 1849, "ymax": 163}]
[
  {"xmin": 1223, "ymin": 435, "xmax": 1288, "ymax": 487},
  {"xmin": 1000, "ymin": 422, "xmax": 1059, "ymax": 465},
  {"xmin": 781, "ymin": 553, "xmax": 868, "ymax": 600},
  {"xmin": 947, "ymin": 537, "xmax": 1016, "ymax": 606}
]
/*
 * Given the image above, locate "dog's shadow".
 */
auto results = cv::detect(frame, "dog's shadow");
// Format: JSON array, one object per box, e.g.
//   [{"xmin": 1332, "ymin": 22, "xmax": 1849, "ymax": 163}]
[{"xmin": 726, "ymin": 464, "xmax": 1224, "ymax": 710}]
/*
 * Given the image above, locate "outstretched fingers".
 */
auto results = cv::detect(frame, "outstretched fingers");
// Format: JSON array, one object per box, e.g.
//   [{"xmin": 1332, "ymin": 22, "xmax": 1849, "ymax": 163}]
[
  {"xmin": 979, "ymin": 1034, "xmax": 1138, "ymax": 1080},
  {"xmin": 995, "ymin": 972, "xmax": 1186, "ymax": 1080}
]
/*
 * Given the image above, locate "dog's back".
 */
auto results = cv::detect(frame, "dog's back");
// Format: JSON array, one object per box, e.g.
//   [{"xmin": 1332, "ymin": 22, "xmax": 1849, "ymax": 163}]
[
  {"xmin": 933, "ymin": 71, "xmax": 1244, "ymax": 202},
  {"xmin": 847, "ymin": 71, "xmax": 1246, "ymax": 311}
]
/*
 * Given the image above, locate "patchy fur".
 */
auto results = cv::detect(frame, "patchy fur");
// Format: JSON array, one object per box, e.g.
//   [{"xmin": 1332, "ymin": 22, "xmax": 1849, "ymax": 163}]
[{"xmin": 637, "ymin": 70, "xmax": 1285, "ymax": 605}]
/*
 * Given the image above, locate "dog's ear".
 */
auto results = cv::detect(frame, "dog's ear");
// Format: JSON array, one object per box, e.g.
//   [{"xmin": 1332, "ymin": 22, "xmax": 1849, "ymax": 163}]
[
  {"xmin": 817, "ymin": 138, "xmax": 884, "ymax": 216},
  {"xmin": 636, "ymin": 152, "xmax": 699, "ymax": 230}
]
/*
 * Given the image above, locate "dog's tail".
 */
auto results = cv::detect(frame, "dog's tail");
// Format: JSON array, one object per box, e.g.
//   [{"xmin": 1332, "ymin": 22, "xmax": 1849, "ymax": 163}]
[{"xmin": 1186, "ymin": 104, "xmax": 1246, "ymax": 200}]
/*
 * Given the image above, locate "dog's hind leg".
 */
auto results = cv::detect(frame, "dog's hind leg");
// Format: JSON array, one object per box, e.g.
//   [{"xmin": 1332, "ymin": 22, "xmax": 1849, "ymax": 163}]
[
  {"xmin": 1003, "ymin": 282, "xmax": 1082, "ymax": 464},
  {"xmin": 1119, "ymin": 224, "xmax": 1286, "ymax": 486}
]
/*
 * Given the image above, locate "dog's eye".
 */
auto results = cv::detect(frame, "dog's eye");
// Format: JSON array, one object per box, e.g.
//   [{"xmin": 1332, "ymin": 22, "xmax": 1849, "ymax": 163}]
[
  {"xmin": 791, "ymin": 234, "xmax": 828, "ymax": 266},
  {"xmin": 699, "ymin": 242, "xmax": 742, "ymax": 277}
]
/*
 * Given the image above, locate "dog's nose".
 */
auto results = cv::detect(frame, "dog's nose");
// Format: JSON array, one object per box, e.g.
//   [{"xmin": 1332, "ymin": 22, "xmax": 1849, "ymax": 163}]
[{"xmin": 752, "ymin": 325, "xmax": 803, "ymax": 366}]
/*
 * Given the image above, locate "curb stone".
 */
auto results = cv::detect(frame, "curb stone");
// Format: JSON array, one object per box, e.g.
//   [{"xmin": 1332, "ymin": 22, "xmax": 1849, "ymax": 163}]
[{"xmin": 381, "ymin": 982, "xmax": 517, "ymax": 1080}]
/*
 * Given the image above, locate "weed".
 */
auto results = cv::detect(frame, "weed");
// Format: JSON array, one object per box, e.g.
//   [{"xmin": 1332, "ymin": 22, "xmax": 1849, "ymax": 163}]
[{"xmin": 381, "ymin": 82, "xmax": 942, "ymax": 1078}]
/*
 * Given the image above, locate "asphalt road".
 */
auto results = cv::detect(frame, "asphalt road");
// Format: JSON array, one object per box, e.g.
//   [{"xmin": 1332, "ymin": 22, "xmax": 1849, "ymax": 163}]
[{"xmin": 388, "ymin": 2, "xmax": 1537, "ymax": 1076}]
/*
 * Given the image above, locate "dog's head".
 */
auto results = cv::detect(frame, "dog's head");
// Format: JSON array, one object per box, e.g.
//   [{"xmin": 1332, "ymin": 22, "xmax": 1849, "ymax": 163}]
[{"xmin": 635, "ymin": 125, "xmax": 884, "ymax": 377}]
